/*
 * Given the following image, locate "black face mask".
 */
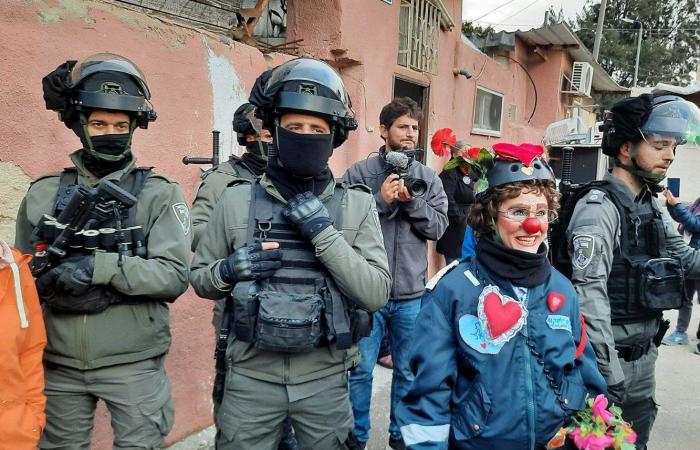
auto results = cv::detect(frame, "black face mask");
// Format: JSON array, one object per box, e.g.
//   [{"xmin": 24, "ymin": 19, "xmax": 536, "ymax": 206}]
[
  {"xmin": 89, "ymin": 133, "xmax": 132, "ymax": 159},
  {"xmin": 245, "ymin": 141, "xmax": 269, "ymax": 159},
  {"xmin": 275, "ymin": 126, "xmax": 334, "ymax": 178}
]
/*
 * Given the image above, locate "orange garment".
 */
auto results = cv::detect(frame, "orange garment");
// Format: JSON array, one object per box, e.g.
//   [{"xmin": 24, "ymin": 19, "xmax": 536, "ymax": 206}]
[{"xmin": 0, "ymin": 248, "xmax": 47, "ymax": 450}]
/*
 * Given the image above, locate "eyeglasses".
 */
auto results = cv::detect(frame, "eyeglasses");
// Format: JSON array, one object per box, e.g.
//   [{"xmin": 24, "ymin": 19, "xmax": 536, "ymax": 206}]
[
  {"xmin": 639, "ymin": 130, "xmax": 680, "ymax": 152},
  {"xmin": 498, "ymin": 207, "xmax": 558, "ymax": 223}
]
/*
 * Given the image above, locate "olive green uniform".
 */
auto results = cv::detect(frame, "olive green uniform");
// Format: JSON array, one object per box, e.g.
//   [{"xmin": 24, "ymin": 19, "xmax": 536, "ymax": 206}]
[
  {"xmin": 566, "ymin": 174, "xmax": 700, "ymax": 448},
  {"xmin": 190, "ymin": 175, "xmax": 391, "ymax": 449},
  {"xmin": 15, "ymin": 150, "xmax": 191, "ymax": 450},
  {"xmin": 190, "ymin": 158, "xmax": 257, "ymax": 332}
]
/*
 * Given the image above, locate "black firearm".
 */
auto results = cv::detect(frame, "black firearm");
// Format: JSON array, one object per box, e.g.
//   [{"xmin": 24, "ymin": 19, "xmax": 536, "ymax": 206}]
[
  {"xmin": 384, "ymin": 149, "xmax": 429, "ymax": 197},
  {"xmin": 183, "ymin": 130, "xmax": 221, "ymax": 167},
  {"xmin": 32, "ymin": 179, "xmax": 137, "ymax": 276}
]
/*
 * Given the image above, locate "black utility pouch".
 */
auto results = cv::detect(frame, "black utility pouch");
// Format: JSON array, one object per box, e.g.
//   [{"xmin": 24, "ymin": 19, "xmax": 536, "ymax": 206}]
[
  {"xmin": 255, "ymin": 292, "xmax": 323, "ymax": 353},
  {"xmin": 351, "ymin": 308, "xmax": 373, "ymax": 343},
  {"xmin": 232, "ymin": 281, "xmax": 259, "ymax": 342},
  {"xmin": 640, "ymin": 257, "xmax": 685, "ymax": 311}
]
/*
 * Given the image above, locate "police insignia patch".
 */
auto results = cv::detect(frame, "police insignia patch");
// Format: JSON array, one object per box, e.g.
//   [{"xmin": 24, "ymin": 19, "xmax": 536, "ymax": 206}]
[
  {"xmin": 572, "ymin": 234, "xmax": 595, "ymax": 270},
  {"xmin": 172, "ymin": 202, "xmax": 191, "ymax": 236}
]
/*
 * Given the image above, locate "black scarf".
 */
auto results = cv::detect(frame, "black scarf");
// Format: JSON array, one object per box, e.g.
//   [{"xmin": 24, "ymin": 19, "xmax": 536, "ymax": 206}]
[
  {"xmin": 264, "ymin": 157, "xmax": 333, "ymax": 200},
  {"xmin": 240, "ymin": 152, "xmax": 266, "ymax": 176},
  {"xmin": 476, "ymin": 235, "xmax": 551, "ymax": 288},
  {"xmin": 82, "ymin": 151, "xmax": 133, "ymax": 179}
]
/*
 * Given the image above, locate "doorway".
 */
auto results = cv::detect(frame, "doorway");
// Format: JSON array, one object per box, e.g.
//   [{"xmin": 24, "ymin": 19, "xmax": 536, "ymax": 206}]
[{"xmin": 393, "ymin": 76, "xmax": 429, "ymax": 162}]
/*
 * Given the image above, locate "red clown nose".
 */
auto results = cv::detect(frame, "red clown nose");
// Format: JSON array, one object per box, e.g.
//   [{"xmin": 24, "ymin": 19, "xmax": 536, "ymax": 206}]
[{"xmin": 522, "ymin": 217, "xmax": 542, "ymax": 234}]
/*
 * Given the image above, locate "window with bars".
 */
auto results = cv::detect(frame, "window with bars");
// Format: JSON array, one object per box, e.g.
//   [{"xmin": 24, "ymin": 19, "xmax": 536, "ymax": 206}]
[{"xmin": 397, "ymin": 0, "xmax": 442, "ymax": 74}]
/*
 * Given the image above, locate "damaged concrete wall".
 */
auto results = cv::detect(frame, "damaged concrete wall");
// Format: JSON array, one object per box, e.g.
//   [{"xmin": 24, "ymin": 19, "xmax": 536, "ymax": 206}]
[{"xmin": 0, "ymin": 162, "xmax": 31, "ymax": 244}]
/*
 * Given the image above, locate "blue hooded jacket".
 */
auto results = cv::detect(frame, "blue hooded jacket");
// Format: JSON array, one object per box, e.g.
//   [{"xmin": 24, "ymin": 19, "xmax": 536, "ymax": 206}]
[{"xmin": 396, "ymin": 258, "xmax": 606, "ymax": 450}]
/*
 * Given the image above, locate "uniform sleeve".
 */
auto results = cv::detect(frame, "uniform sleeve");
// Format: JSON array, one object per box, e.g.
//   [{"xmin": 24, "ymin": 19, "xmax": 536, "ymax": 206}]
[
  {"xmin": 399, "ymin": 171, "xmax": 448, "ymax": 241},
  {"xmin": 440, "ymin": 170, "xmax": 465, "ymax": 220},
  {"xmin": 92, "ymin": 182, "xmax": 190, "ymax": 300},
  {"xmin": 191, "ymin": 170, "xmax": 236, "ymax": 251},
  {"xmin": 566, "ymin": 195, "xmax": 625, "ymax": 386},
  {"xmin": 667, "ymin": 203, "xmax": 700, "ymax": 234},
  {"xmin": 396, "ymin": 293, "xmax": 456, "ymax": 450},
  {"xmin": 569, "ymin": 291, "xmax": 607, "ymax": 397},
  {"xmin": 14, "ymin": 197, "xmax": 34, "ymax": 253},
  {"xmin": 661, "ymin": 204, "xmax": 700, "ymax": 279},
  {"xmin": 312, "ymin": 195, "xmax": 391, "ymax": 312},
  {"xmin": 189, "ymin": 188, "xmax": 243, "ymax": 300}
]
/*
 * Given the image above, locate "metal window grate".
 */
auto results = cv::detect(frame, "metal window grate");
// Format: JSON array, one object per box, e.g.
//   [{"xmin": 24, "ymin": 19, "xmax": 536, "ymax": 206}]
[{"xmin": 398, "ymin": 0, "xmax": 441, "ymax": 74}]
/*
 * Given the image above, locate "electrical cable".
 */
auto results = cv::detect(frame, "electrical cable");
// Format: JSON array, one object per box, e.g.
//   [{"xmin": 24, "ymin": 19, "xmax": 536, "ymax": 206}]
[
  {"xmin": 493, "ymin": 0, "xmax": 543, "ymax": 27},
  {"xmin": 469, "ymin": 0, "xmax": 522, "ymax": 22},
  {"xmin": 503, "ymin": 55, "xmax": 538, "ymax": 123}
]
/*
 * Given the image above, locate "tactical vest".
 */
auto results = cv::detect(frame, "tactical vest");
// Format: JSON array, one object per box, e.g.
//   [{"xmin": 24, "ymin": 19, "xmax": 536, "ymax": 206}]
[
  {"xmin": 230, "ymin": 180, "xmax": 372, "ymax": 353},
  {"xmin": 602, "ymin": 182, "xmax": 686, "ymax": 324},
  {"xmin": 34, "ymin": 167, "xmax": 153, "ymax": 313}
]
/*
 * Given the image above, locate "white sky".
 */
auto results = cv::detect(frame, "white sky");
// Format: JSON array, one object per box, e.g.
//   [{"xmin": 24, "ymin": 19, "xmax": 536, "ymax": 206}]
[{"xmin": 462, "ymin": 0, "xmax": 593, "ymax": 32}]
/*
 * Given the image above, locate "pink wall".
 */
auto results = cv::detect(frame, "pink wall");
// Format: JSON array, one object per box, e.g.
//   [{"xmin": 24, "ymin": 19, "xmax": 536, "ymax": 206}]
[
  {"xmin": 0, "ymin": 1, "xmax": 292, "ymax": 447},
  {"xmin": 1, "ymin": 0, "xmax": 572, "ymax": 446}
]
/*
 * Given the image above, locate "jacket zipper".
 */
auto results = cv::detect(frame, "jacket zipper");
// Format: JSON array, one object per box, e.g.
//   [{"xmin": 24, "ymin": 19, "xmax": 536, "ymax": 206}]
[
  {"xmin": 521, "ymin": 291, "xmax": 536, "ymax": 450},
  {"xmin": 81, "ymin": 314, "xmax": 89, "ymax": 369}
]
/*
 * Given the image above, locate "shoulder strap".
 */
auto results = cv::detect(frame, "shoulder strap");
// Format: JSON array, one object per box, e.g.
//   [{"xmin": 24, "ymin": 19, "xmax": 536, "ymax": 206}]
[
  {"xmin": 118, "ymin": 167, "xmax": 153, "ymax": 227},
  {"xmin": 52, "ymin": 168, "xmax": 79, "ymax": 216}
]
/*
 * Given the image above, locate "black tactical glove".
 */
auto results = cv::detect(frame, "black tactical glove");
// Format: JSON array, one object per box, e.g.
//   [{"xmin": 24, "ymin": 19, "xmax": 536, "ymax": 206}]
[
  {"xmin": 282, "ymin": 191, "xmax": 333, "ymax": 241},
  {"xmin": 607, "ymin": 381, "xmax": 626, "ymax": 405},
  {"xmin": 218, "ymin": 243, "xmax": 283, "ymax": 284},
  {"xmin": 36, "ymin": 255, "xmax": 95, "ymax": 297}
]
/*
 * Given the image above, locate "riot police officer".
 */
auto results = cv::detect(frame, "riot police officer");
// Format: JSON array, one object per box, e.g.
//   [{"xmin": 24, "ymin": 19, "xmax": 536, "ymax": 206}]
[
  {"xmin": 190, "ymin": 58, "xmax": 391, "ymax": 449},
  {"xmin": 190, "ymin": 105, "xmax": 299, "ymax": 449},
  {"xmin": 565, "ymin": 94, "xmax": 700, "ymax": 449},
  {"xmin": 190, "ymin": 102, "xmax": 272, "ymax": 252},
  {"xmin": 15, "ymin": 53, "xmax": 190, "ymax": 449}
]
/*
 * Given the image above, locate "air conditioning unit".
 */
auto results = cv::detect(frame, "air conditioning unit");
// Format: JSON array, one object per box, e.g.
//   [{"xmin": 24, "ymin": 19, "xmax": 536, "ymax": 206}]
[{"xmin": 571, "ymin": 62, "xmax": 594, "ymax": 96}]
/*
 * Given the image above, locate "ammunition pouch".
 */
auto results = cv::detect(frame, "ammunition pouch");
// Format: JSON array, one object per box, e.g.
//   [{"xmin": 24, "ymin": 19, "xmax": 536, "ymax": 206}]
[
  {"xmin": 256, "ymin": 292, "xmax": 323, "ymax": 353},
  {"xmin": 639, "ymin": 257, "xmax": 686, "ymax": 311}
]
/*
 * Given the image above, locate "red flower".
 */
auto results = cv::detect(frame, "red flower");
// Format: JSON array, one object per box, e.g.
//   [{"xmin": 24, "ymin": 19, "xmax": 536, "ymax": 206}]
[
  {"xmin": 467, "ymin": 147, "xmax": 482, "ymax": 159},
  {"xmin": 430, "ymin": 128, "xmax": 457, "ymax": 157},
  {"xmin": 492, "ymin": 142, "xmax": 544, "ymax": 166}
]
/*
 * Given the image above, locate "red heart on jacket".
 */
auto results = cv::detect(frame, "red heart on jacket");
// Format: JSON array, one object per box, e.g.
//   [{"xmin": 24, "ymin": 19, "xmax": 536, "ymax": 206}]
[
  {"xmin": 547, "ymin": 292, "xmax": 565, "ymax": 312},
  {"xmin": 484, "ymin": 292, "xmax": 522, "ymax": 339}
]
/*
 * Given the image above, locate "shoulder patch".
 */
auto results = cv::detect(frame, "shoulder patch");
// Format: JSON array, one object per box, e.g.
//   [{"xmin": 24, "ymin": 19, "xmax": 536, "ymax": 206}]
[
  {"xmin": 172, "ymin": 202, "xmax": 191, "ymax": 235},
  {"xmin": 572, "ymin": 234, "xmax": 595, "ymax": 269},
  {"xmin": 585, "ymin": 189, "xmax": 607, "ymax": 204},
  {"xmin": 425, "ymin": 259, "xmax": 460, "ymax": 291}
]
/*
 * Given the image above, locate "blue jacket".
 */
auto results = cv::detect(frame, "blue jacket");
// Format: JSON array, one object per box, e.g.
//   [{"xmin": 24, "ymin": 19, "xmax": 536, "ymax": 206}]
[
  {"xmin": 668, "ymin": 202, "xmax": 700, "ymax": 249},
  {"xmin": 396, "ymin": 258, "xmax": 606, "ymax": 450}
]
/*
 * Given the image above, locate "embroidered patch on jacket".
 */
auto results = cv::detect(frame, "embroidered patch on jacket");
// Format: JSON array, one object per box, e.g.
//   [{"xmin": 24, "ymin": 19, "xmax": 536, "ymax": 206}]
[
  {"xmin": 547, "ymin": 292, "xmax": 565, "ymax": 312},
  {"xmin": 172, "ymin": 202, "xmax": 191, "ymax": 236},
  {"xmin": 546, "ymin": 315, "xmax": 572, "ymax": 333},
  {"xmin": 458, "ymin": 314, "xmax": 505, "ymax": 354},
  {"xmin": 572, "ymin": 234, "xmax": 595, "ymax": 270},
  {"xmin": 477, "ymin": 284, "xmax": 527, "ymax": 344}
]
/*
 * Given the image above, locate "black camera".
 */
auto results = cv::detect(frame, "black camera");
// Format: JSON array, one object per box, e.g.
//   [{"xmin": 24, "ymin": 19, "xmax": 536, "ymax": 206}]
[{"xmin": 385, "ymin": 149, "xmax": 428, "ymax": 197}]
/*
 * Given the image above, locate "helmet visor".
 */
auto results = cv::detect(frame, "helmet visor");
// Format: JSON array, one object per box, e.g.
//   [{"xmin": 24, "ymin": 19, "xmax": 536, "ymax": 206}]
[
  {"xmin": 70, "ymin": 52, "xmax": 151, "ymax": 99},
  {"xmin": 641, "ymin": 96, "xmax": 700, "ymax": 147}
]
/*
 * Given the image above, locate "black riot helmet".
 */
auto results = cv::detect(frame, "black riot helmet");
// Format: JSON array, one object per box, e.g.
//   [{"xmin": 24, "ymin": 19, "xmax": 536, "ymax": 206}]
[
  {"xmin": 233, "ymin": 103, "xmax": 260, "ymax": 145},
  {"xmin": 43, "ymin": 52, "xmax": 156, "ymax": 129},
  {"xmin": 601, "ymin": 94, "xmax": 700, "ymax": 158},
  {"xmin": 249, "ymin": 58, "xmax": 358, "ymax": 148}
]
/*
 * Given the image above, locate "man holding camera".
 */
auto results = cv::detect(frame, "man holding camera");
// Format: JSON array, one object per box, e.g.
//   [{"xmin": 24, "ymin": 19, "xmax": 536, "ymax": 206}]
[{"xmin": 344, "ymin": 97, "xmax": 448, "ymax": 450}]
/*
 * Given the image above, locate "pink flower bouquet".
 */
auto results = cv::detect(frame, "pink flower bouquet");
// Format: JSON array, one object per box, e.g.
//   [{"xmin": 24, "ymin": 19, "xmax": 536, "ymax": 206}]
[{"xmin": 566, "ymin": 394, "xmax": 637, "ymax": 450}]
